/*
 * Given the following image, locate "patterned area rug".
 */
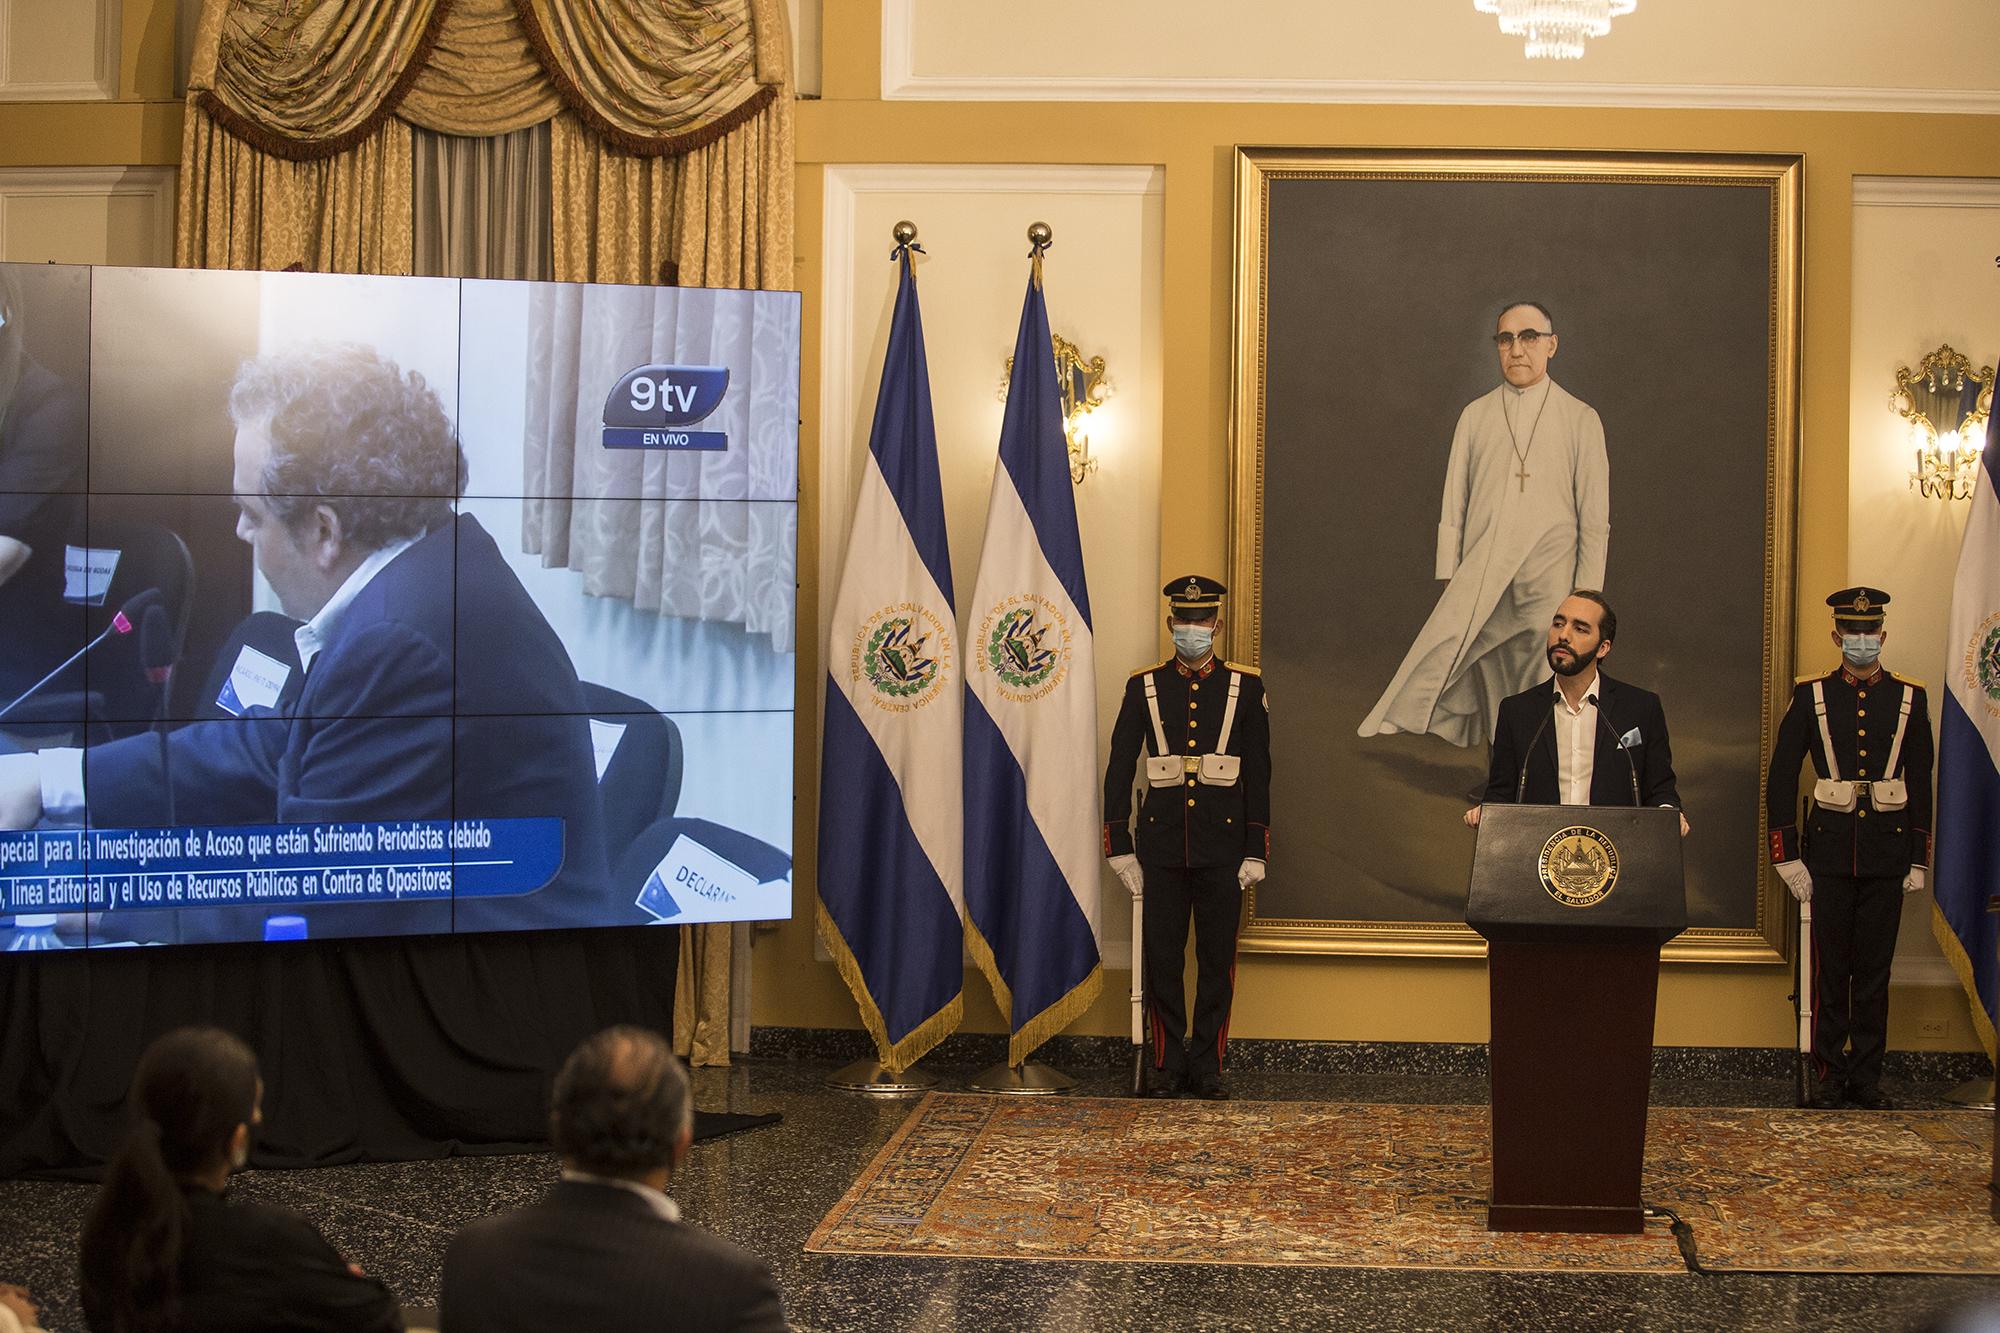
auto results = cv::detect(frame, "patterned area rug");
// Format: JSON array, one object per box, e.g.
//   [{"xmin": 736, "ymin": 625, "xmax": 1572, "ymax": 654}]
[{"xmin": 806, "ymin": 1094, "xmax": 2000, "ymax": 1273}]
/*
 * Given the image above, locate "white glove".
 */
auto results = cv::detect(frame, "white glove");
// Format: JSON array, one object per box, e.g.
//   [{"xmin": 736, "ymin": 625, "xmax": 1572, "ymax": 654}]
[
  {"xmin": 1775, "ymin": 859, "xmax": 1813, "ymax": 904},
  {"xmin": 1904, "ymin": 866, "xmax": 1927, "ymax": 897},
  {"xmin": 1108, "ymin": 854, "xmax": 1144, "ymax": 898},
  {"xmin": 1237, "ymin": 858, "xmax": 1265, "ymax": 890}
]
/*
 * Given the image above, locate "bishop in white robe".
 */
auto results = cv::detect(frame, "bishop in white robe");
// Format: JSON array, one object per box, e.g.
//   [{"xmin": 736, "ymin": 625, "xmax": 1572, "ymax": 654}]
[{"xmin": 1359, "ymin": 306, "xmax": 1610, "ymax": 749}]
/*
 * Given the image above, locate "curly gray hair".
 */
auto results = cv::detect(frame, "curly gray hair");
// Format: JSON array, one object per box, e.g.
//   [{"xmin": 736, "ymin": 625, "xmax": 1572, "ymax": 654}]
[{"xmin": 230, "ymin": 342, "xmax": 464, "ymax": 550}]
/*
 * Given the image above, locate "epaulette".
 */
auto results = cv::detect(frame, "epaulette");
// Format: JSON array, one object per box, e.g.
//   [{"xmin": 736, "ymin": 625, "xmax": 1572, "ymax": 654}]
[
  {"xmin": 1891, "ymin": 671, "xmax": 1927, "ymax": 689},
  {"xmin": 1794, "ymin": 672, "xmax": 1826, "ymax": 685},
  {"xmin": 1224, "ymin": 661, "xmax": 1261, "ymax": 676},
  {"xmin": 1129, "ymin": 660, "xmax": 1171, "ymax": 678}
]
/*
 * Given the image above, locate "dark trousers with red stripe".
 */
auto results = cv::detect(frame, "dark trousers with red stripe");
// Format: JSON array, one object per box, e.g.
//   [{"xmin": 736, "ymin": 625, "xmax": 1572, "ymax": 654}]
[
  {"xmin": 1142, "ymin": 862, "xmax": 1242, "ymax": 1080},
  {"xmin": 1811, "ymin": 874, "xmax": 1903, "ymax": 1093}
]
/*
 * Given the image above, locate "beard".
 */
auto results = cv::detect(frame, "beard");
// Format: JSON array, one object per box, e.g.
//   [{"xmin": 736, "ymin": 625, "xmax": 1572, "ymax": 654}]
[{"xmin": 1547, "ymin": 643, "xmax": 1596, "ymax": 677}]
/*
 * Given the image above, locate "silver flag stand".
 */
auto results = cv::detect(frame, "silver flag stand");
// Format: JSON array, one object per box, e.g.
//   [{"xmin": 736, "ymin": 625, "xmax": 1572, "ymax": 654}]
[
  {"xmin": 824, "ymin": 1059, "xmax": 938, "ymax": 1096},
  {"xmin": 965, "ymin": 1060, "xmax": 1075, "ymax": 1094}
]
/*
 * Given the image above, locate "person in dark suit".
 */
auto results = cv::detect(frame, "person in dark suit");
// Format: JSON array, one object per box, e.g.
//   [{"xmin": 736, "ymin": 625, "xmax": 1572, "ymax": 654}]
[
  {"xmin": 1765, "ymin": 586, "xmax": 1933, "ymax": 1109},
  {"xmin": 1468, "ymin": 589, "xmax": 1687, "ymax": 827},
  {"xmin": 1102, "ymin": 575, "xmax": 1272, "ymax": 1101},
  {"xmin": 0, "ymin": 343, "xmax": 612, "ymax": 940},
  {"xmin": 441, "ymin": 1026, "xmax": 789, "ymax": 1333},
  {"xmin": 77, "ymin": 1027, "xmax": 403, "ymax": 1333}
]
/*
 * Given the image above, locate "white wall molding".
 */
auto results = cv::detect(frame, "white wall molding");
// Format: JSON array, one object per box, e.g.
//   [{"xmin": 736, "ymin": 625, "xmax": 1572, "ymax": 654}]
[
  {"xmin": 0, "ymin": 0, "xmax": 121, "ymax": 102},
  {"xmin": 0, "ymin": 167, "xmax": 176, "ymax": 266},
  {"xmin": 1853, "ymin": 177, "xmax": 2000, "ymax": 209},
  {"xmin": 882, "ymin": 0, "xmax": 2000, "ymax": 115},
  {"xmin": 819, "ymin": 163, "xmax": 1164, "ymax": 591}
]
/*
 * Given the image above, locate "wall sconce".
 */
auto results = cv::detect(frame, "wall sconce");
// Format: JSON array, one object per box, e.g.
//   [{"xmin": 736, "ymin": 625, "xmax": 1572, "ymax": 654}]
[
  {"xmin": 1003, "ymin": 334, "xmax": 1110, "ymax": 484},
  {"xmin": 1893, "ymin": 344, "xmax": 1993, "ymax": 502}
]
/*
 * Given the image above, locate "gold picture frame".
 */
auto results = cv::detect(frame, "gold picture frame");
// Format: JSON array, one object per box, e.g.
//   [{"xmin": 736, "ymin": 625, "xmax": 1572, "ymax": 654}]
[{"xmin": 1226, "ymin": 148, "xmax": 1802, "ymax": 963}]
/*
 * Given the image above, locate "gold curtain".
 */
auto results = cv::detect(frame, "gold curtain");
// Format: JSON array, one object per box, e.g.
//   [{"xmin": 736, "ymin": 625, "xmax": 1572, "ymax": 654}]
[
  {"xmin": 411, "ymin": 123, "xmax": 553, "ymax": 280},
  {"xmin": 177, "ymin": 0, "xmax": 794, "ymax": 1066}
]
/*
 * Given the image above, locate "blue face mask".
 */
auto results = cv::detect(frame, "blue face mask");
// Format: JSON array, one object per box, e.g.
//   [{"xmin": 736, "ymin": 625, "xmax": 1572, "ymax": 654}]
[
  {"xmin": 1840, "ymin": 633, "xmax": 1882, "ymax": 667},
  {"xmin": 1171, "ymin": 625, "xmax": 1214, "ymax": 659}
]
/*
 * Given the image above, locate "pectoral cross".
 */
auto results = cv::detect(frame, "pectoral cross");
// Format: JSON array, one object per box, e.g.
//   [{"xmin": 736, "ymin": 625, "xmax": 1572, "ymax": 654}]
[{"xmin": 1514, "ymin": 460, "xmax": 1530, "ymax": 492}]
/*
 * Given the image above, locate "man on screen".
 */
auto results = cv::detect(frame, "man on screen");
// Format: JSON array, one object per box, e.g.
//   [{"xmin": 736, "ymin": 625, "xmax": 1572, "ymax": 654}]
[
  {"xmin": 1465, "ymin": 590, "xmax": 1686, "ymax": 831},
  {"xmin": 1360, "ymin": 301, "xmax": 1611, "ymax": 750},
  {"xmin": 0, "ymin": 343, "xmax": 613, "ymax": 939}
]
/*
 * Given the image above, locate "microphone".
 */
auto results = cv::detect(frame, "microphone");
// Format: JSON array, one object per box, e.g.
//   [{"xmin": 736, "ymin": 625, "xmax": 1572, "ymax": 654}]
[
  {"xmin": 1515, "ymin": 707, "xmax": 1555, "ymax": 805},
  {"xmin": 0, "ymin": 588, "xmax": 164, "ymax": 723},
  {"xmin": 138, "ymin": 605, "xmax": 177, "ymax": 827},
  {"xmin": 1588, "ymin": 694, "xmax": 1642, "ymax": 807}
]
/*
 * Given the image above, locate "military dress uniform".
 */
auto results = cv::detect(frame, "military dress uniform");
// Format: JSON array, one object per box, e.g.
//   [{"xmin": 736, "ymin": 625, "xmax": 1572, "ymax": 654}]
[
  {"xmin": 1102, "ymin": 576, "xmax": 1271, "ymax": 1098},
  {"xmin": 1765, "ymin": 587, "xmax": 1933, "ymax": 1106}
]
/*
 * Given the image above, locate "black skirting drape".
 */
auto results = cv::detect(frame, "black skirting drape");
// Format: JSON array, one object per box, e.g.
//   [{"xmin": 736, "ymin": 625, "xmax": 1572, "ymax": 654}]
[{"xmin": 0, "ymin": 925, "xmax": 678, "ymax": 1176}]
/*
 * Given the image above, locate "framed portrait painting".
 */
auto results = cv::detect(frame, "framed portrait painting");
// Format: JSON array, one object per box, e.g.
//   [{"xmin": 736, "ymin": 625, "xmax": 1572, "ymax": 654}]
[{"xmin": 1227, "ymin": 148, "xmax": 1802, "ymax": 962}]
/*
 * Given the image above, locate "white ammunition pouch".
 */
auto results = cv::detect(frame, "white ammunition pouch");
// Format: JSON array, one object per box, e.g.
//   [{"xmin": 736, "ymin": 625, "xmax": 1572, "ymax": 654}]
[
  {"xmin": 1142, "ymin": 670, "xmax": 1245, "ymax": 789},
  {"xmin": 1809, "ymin": 680, "xmax": 1913, "ymax": 814}
]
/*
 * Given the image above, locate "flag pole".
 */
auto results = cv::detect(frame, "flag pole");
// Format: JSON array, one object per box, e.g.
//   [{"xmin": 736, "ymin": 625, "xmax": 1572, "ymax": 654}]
[
  {"xmin": 820, "ymin": 218, "xmax": 948, "ymax": 1097},
  {"xmin": 966, "ymin": 221, "xmax": 1084, "ymax": 1097}
]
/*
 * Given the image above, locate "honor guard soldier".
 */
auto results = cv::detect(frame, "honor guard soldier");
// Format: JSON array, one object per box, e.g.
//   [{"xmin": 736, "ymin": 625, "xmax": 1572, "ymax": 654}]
[
  {"xmin": 1766, "ymin": 587, "xmax": 1934, "ymax": 1109},
  {"xmin": 1102, "ymin": 576, "xmax": 1271, "ymax": 1100}
]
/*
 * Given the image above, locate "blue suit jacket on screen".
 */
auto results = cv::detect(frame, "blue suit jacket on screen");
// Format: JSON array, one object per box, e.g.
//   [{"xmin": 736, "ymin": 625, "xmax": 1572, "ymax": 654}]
[{"xmin": 84, "ymin": 514, "xmax": 617, "ymax": 941}]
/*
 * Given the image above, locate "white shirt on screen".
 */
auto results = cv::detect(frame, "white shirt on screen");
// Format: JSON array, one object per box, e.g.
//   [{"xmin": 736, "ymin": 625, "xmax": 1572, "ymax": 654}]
[{"xmin": 37, "ymin": 534, "xmax": 420, "ymax": 817}]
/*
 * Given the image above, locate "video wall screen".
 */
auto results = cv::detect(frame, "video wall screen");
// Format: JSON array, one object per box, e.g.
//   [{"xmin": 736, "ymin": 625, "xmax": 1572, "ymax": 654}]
[{"xmin": 0, "ymin": 264, "xmax": 798, "ymax": 948}]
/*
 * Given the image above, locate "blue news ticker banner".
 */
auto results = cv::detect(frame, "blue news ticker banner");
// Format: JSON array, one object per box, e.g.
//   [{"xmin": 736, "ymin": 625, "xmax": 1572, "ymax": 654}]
[{"xmin": 0, "ymin": 818, "xmax": 565, "ymax": 915}]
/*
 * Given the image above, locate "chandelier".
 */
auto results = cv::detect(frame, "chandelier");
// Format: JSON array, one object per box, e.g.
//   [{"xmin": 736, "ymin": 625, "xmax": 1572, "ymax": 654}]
[{"xmin": 1473, "ymin": 0, "xmax": 1637, "ymax": 60}]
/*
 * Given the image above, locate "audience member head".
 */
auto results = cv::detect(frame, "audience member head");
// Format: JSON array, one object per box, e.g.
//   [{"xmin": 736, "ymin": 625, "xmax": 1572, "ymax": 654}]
[
  {"xmin": 549, "ymin": 1026, "xmax": 693, "ymax": 1187},
  {"xmin": 227, "ymin": 342, "xmax": 463, "ymax": 619},
  {"xmin": 78, "ymin": 1027, "xmax": 262, "ymax": 1333}
]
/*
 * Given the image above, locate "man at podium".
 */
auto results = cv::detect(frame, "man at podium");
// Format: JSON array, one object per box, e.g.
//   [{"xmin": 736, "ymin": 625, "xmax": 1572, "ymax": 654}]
[{"xmin": 1466, "ymin": 590, "xmax": 1684, "ymax": 828}]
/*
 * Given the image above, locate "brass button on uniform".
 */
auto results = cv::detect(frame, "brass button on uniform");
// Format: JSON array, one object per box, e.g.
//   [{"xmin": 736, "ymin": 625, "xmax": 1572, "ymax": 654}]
[
  {"xmin": 1188, "ymin": 740, "xmax": 1198, "ymax": 749},
  {"xmin": 1859, "ymin": 809, "xmax": 1869, "ymax": 819},
  {"xmin": 1857, "ymin": 708, "xmax": 1867, "ymax": 717},
  {"xmin": 1190, "ymin": 682, "xmax": 1199, "ymax": 692},
  {"xmin": 1187, "ymin": 798, "xmax": 1196, "ymax": 807},
  {"xmin": 1859, "ymin": 748, "xmax": 1868, "ymax": 757}
]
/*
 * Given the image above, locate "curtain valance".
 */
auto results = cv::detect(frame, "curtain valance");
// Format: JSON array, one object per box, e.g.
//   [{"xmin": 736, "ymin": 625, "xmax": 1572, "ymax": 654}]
[{"xmin": 193, "ymin": 0, "xmax": 780, "ymax": 162}]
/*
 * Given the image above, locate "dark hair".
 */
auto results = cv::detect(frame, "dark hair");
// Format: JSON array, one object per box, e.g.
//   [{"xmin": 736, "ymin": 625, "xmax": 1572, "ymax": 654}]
[
  {"xmin": 549, "ymin": 1026, "xmax": 690, "ymax": 1180},
  {"xmin": 79, "ymin": 1028, "xmax": 259, "ymax": 1333},
  {"xmin": 230, "ymin": 343, "xmax": 464, "ymax": 550},
  {"xmin": 1496, "ymin": 300, "xmax": 1555, "ymax": 331},
  {"xmin": 1567, "ymin": 588, "xmax": 1617, "ymax": 643}
]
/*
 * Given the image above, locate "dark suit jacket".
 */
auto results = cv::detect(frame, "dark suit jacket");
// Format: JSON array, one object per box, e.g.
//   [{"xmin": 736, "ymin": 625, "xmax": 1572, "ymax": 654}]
[
  {"xmin": 440, "ymin": 1179, "xmax": 789, "ymax": 1333},
  {"xmin": 81, "ymin": 1186, "xmax": 403, "ymax": 1333},
  {"xmin": 84, "ymin": 515, "xmax": 614, "ymax": 940},
  {"xmin": 1481, "ymin": 672, "xmax": 1681, "ymax": 809}
]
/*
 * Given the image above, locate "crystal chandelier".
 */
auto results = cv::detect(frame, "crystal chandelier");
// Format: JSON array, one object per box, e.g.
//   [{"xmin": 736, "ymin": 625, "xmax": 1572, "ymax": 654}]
[{"xmin": 1473, "ymin": 0, "xmax": 1637, "ymax": 60}]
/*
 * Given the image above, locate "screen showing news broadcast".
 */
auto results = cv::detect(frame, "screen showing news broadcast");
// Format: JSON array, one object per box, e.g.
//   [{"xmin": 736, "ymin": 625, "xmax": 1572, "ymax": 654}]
[{"xmin": 0, "ymin": 263, "xmax": 798, "ymax": 948}]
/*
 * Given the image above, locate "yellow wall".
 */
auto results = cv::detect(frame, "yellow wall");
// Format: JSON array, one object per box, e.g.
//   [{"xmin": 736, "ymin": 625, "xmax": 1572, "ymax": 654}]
[
  {"xmin": 3, "ymin": 0, "xmax": 1990, "ymax": 1053},
  {"xmin": 763, "ymin": 1, "xmax": 2000, "ymax": 1054}
]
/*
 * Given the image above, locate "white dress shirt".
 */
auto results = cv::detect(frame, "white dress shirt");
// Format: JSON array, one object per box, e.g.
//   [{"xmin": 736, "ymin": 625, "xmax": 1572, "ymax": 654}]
[
  {"xmin": 38, "ymin": 536, "xmax": 419, "ymax": 817},
  {"xmin": 1550, "ymin": 679, "xmax": 1598, "ymax": 806},
  {"xmin": 560, "ymin": 1168, "xmax": 683, "ymax": 1222}
]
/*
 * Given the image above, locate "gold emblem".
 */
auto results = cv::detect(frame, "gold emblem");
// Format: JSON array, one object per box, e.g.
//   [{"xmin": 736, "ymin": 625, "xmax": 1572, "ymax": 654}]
[
  {"xmin": 1182, "ymin": 579, "xmax": 1202, "ymax": 600},
  {"xmin": 1537, "ymin": 826, "xmax": 1620, "ymax": 908},
  {"xmin": 1853, "ymin": 591, "xmax": 1872, "ymax": 614}
]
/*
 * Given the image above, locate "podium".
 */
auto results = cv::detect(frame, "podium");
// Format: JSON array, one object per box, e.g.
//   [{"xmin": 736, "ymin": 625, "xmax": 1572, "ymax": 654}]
[{"xmin": 1466, "ymin": 803, "xmax": 1685, "ymax": 1234}]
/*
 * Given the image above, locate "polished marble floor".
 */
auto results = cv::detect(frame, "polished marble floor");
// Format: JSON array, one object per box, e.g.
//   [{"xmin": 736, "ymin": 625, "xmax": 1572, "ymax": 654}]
[{"xmin": 5, "ymin": 1058, "xmax": 2000, "ymax": 1332}]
